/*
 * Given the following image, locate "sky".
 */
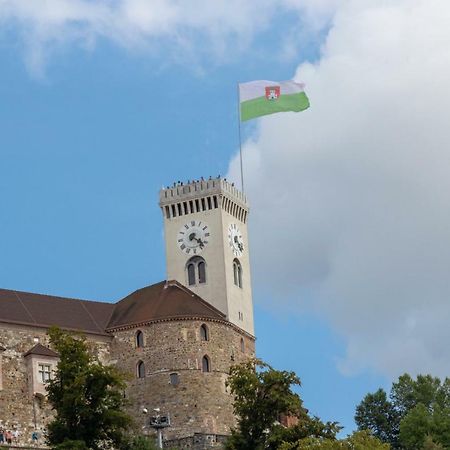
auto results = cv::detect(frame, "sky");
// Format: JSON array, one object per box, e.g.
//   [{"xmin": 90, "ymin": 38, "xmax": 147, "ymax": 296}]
[{"xmin": 1, "ymin": 0, "xmax": 450, "ymax": 434}]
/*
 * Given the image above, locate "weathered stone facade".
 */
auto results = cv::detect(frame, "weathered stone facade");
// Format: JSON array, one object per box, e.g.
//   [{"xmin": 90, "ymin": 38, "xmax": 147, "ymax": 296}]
[
  {"xmin": 0, "ymin": 288, "xmax": 255, "ymax": 448},
  {"xmin": 0, "ymin": 323, "xmax": 111, "ymax": 447},
  {"xmin": 111, "ymin": 319, "xmax": 254, "ymax": 441}
]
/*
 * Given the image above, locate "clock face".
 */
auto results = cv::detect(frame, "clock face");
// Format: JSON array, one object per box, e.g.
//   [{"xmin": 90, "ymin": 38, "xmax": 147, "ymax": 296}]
[
  {"xmin": 177, "ymin": 220, "xmax": 210, "ymax": 255},
  {"xmin": 228, "ymin": 223, "xmax": 244, "ymax": 257}
]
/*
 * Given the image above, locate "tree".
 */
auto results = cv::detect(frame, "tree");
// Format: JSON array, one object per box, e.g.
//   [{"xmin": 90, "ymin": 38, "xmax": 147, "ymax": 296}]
[
  {"xmin": 46, "ymin": 327, "xmax": 132, "ymax": 450},
  {"xmin": 355, "ymin": 374, "xmax": 450, "ymax": 450},
  {"xmin": 225, "ymin": 359, "xmax": 304, "ymax": 449},
  {"xmin": 355, "ymin": 388, "xmax": 400, "ymax": 448},
  {"xmin": 279, "ymin": 430, "xmax": 390, "ymax": 450},
  {"xmin": 399, "ymin": 404, "xmax": 432, "ymax": 450},
  {"xmin": 225, "ymin": 359, "xmax": 341, "ymax": 450},
  {"xmin": 355, "ymin": 389, "xmax": 399, "ymax": 444}
]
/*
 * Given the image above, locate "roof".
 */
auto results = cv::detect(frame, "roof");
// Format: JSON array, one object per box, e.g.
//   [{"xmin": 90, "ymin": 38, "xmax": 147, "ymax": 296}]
[
  {"xmin": 0, "ymin": 288, "xmax": 115, "ymax": 335},
  {"xmin": 107, "ymin": 280, "xmax": 226, "ymax": 330},
  {"xmin": 0, "ymin": 281, "xmax": 228, "ymax": 334},
  {"xmin": 23, "ymin": 343, "xmax": 59, "ymax": 358}
]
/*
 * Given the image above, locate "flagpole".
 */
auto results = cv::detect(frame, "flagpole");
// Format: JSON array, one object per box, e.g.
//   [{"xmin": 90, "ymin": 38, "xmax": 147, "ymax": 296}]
[{"xmin": 237, "ymin": 83, "xmax": 245, "ymax": 193}]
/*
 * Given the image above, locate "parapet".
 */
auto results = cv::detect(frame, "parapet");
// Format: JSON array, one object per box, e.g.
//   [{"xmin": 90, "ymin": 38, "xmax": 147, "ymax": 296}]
[
  {"xmin": 159, "ymin": 177, "xmax": 249, "ymax": 223},
  {"xmin": 159, "ymin": 177, "xmax": 248, "ymax": 207}
]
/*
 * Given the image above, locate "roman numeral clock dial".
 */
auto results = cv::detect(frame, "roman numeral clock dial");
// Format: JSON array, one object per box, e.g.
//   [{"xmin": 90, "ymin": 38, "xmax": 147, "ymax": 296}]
[
  {"xmin": 177, "ymin": 221, "xmax": 210, "ymax": 254},
  {"xmin": 228, "ymin": 223, "xmax": 244, "ymax": 257}
]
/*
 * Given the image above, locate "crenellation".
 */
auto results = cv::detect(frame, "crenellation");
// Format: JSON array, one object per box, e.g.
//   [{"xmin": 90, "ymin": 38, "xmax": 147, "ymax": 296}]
[{"xmin": 160, "ymin": 178, "xmax": 248, "ymax": 209}]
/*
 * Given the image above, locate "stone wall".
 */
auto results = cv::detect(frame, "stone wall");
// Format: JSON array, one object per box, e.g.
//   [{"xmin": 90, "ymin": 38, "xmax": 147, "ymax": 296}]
[
  {"xmin": 0, "ymin": 318, "xmax": 254, "ymax": 448},
  {"xmin": 164, "ymin": 433, "xmax": 229, "ymax": 449},
  {"xmin": 110, "ymin": 319, "xmax": 255, "ymax": 441},
  {"xmin": 0, "ymin": 323, "xmax": 111, "ymax": 447}
]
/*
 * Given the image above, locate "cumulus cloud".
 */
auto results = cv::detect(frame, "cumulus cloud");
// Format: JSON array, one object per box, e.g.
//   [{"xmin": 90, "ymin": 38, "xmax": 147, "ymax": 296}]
[
  {"xmin": 229, "ymin": 0, "xmax": 450, "ymax": 378},
  {"xmin": 0, "ymin": 0, "xmax": 336, "ymax": 76}
]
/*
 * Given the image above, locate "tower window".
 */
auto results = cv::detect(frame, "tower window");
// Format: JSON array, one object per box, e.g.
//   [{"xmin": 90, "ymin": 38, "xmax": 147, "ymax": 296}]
[
  {"xmin": 187, "ymin": 263, "xmax": 196, "ymax": 286},
  {"xmin": 200, "ymin": 324, "xmax": 209, "ymax": 341},
  {"xmin": 207, "ymin": 197, "xmax": 212, "ymax": 210},
  {"xmin": 202, "ymin": 355, "xmax": 211, "ymax": 373},
  {"xmin": 137, "ymin": 361, "xmax": 145, "ymax": 379},
  {"xmin": 177, "ymin": 203, "xmax": 182, "ymax": 216},
  {"xmin": 233, "ymin": 259, "xmax": 243, "ymax": 288},
  {"xmin": 189, "ymin": 200, "xmax": 194, "ymax": 213},
  {"xmin": 213, "ymin": 196, "xmax": 218, "ymax": 208},
  {"xmin": 186, "ymin": 256, "xmax": 207, "ymax": 286},
  {"xmin": 195, "ymin": 199, "xmax": 200, "ymax": 212},
  {"xmin": 165, "ymin": 206, "xmax": 170, "ymax": 219},
  {"xmin": 198, "ymin": 261, "xmax": 206, "ymax": 283},
  {"xmin": 136, "ymin": 330, "xmax": 144, "ymax": 348},
  {"xmin": 183, "ymin": 201, "xmax": 188, "ymax": 214},
  {"xmin": 171, "ymin": 204, "xmax": 177, "ymax": 217},
  {"xmin": 201, "ymin": 198, "xmax": 206, "ymax": 211},
  {"xmin": 240, "ymin": 337, "xmax": 245, "ymax": 352},
  {"xmin": 170, "ymin": 372, "xmax": 180, "ymax": 386}
]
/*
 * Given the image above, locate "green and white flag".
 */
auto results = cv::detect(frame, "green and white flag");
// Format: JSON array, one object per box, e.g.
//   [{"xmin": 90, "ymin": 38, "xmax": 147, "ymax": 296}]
[{"xmin": 239, "ymin": 80, "xmax": 310, "ymax": 121}]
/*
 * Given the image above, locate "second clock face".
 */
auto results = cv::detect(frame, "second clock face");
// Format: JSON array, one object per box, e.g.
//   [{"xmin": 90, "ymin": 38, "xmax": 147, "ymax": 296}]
[
  {"xmin": 228, "ymin": 223, "xmax": 244, "ymax": 257},
  {"xmin": 177, "ymin": 220, "xmax": 210, "ymax": 254}
]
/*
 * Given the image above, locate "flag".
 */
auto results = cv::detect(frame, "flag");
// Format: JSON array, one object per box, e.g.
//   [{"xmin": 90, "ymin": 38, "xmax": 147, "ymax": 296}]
[{"xmin": 239, "ymin": 80, "xmax": 310, "ymax": 121}]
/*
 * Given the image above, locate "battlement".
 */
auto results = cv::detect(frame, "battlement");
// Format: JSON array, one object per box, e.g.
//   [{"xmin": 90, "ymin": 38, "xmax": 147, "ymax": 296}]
[
  {"xmin": 159, "ymin": 177, "xmax": 249, "ymax": 224},
  {"xmin": 160, "ymin": 177, "xmax": 247, "ymax": 205}
]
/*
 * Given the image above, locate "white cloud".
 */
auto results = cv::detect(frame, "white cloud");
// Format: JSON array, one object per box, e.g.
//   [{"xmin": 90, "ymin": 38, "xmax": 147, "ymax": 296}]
[
  {"xmin": 0, "ymin": 0, "xmax": 336, "ymax": 76},
  {"xmin": 229, "ymin": 0, "xmax": 450, "ymax": 378}
]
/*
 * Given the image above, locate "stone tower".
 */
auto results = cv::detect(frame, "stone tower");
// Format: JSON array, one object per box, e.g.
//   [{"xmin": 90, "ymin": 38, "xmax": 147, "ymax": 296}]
[{"xmin": 159, "ymin": 177, "xmax": 254, "ymax": 336}]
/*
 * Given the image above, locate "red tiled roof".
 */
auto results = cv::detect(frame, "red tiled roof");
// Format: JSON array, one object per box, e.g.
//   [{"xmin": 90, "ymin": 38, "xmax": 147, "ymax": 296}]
[
  {"xmin": 0, "ymin": 288, "xmax": 115, "ymax": 335},
  {"xmin": 106, "ymin": 280, "xmax": 226, "ymax": 330},
  {"xmin": 0, "ymin": 281, "xmax": 227, "ymax": 334},
  {"xmin": 23, "ymin": 343, "xmax": 59, "ymax": 358}
]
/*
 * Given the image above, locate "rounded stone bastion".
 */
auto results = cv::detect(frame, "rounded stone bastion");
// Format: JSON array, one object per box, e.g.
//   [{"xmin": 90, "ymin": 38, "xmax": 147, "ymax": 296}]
[{"xmin": 107, "ymin": 281, "xmax": 255, "ymax": 442}]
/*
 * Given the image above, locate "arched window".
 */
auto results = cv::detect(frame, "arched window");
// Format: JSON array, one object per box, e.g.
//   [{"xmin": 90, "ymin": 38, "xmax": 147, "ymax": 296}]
[
  {"xmin": 185, "ymin": 256, "xmax": 207, "ymax": 286},
  {"xmin": 233, "ymin": 259, "xmax": 243, "ymax": 288},
  {"xmin": 187, "ymin": 263, "xmax": 196, "ymax": 286},
  {"xmin": 200, "ymin": 324, "xmax": 209, "ymax": 341},
  {"xmin": 202, "ymin": 355, "xmax": 211, "ymax": 373},
  {"xmin": 136, "ymin": 330, "xmax": 144, "ymax": 348},
  {"xmin": 137, "ymin": 361, "xmax": 145, "ymax": 379},
  {"xmin": 198, "ymin": 261, "xmax": 206, "ymax": 283}
]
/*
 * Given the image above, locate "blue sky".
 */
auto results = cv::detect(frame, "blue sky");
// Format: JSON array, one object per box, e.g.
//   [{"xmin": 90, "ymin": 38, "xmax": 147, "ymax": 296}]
[{"xmin": 3, "ymin": 0, "xmax": 449, "ymax": 434}]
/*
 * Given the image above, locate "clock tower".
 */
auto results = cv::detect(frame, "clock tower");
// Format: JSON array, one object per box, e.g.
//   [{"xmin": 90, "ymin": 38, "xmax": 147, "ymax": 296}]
[{"xmin": 159, "ymin": 177, "xmax": 254, "ymax": 336}]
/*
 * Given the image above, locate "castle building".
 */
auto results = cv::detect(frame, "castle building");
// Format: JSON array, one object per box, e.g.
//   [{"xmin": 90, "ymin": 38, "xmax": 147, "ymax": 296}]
[{"xmin": 0, "ymin": 178, "xmax": 255, "ymax": 448}]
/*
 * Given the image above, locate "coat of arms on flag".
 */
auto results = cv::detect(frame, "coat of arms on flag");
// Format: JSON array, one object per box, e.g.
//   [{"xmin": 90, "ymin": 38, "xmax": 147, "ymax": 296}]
[
  {"xmin": 239, "ymin": 80, "xmax": 310, "ymax": 121},
  {"xmin": 265, "ymin": 86, "xmax": 280, "ymax": 100}
]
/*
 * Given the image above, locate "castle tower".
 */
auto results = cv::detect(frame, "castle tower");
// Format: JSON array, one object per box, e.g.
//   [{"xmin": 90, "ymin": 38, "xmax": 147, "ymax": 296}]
[{"xmin": 159, "ymin": 177, "xmax": 254, "ymax": 336}]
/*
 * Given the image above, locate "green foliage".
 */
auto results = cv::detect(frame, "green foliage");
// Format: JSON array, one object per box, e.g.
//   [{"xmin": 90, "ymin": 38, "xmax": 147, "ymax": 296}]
[
  {"xmin": 52, "ymin": 440, "xmax": 90, "ymax": 450},
  {"xmin": 127, "ymin": 435, "xmax": 158, "ymax": 450},
  {"xmin": 355, "ymin": 374, "xmax": 450, "ymax": 450},
  {"xmin": 266, "ymin": 417, "xmax": 342, "ymax": 450},
  {"xmin": 422, "ymin": 436, "xmax": 444, "ymax": 450},
  {"xmin": 355, "ymin": 388, "xmax": 400, "ymax": 447},
  {"xmin": 225, "ymin": 359, "xmax": 344, "ymax": 450},
  {"xmin": 225, "ymin": 358, "xmax": 306, "ymax": 450},
  {"xmin": 399, "ymin": 404, "xmax": 432, "ymax": 450},
  {"xmin": 279, "ymin": 430, "xmax": 390, "ymax": 450},
  {"xmin": 46, "ymin": 327, "xmax": 132, "ymax": 450}
]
